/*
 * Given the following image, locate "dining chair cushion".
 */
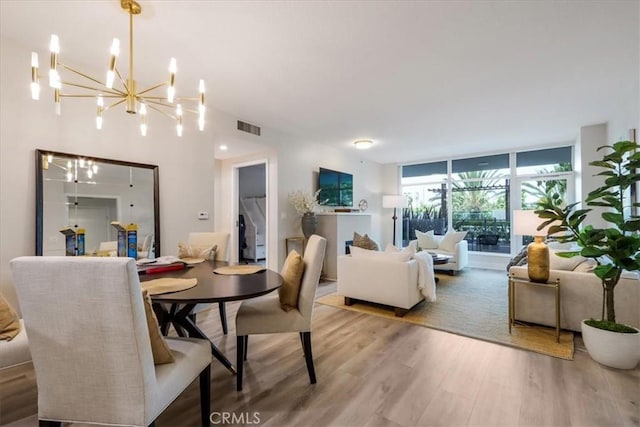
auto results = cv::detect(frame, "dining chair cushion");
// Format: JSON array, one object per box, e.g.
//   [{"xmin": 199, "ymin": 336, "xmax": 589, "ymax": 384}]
[
  {"xmin": 153, "ymin": 337, "xmax": 211, "ymax": 418},
  {"xmin": 278, "ymin": 250, "xmax": 305, "ymax": 311},
  {"xmin": 236, "ymin": 293, "xmax": 309, "ymax": 335},
  {"xmin": 0, "ymin": 294, "xmax": 21, "ymax": 341},
  {"xmin": 142, "ymin": 290, "xmax": 175, "ymax": 365}
]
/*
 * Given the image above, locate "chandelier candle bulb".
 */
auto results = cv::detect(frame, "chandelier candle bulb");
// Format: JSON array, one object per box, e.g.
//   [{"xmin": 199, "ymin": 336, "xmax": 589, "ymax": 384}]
[
  {"xmin": 54, "ymin": 89, "xmax": 61, "ymax": 115},
  {"xmin": 176, "ymin": 104, "xmax": 183, "ymax": 137},
  {"xmin": 106, "ymin": 38, "xmax": 119, "ymax": 89},
  {"xmin": 96, "ymin": 96, "xmax": 104, "ymax": 130},
  {"xmin": 31, "ymin": 52, "xmax": 40, "ymax": 100},
  {"xmin": 48, "ymin": 35, "xmax": 60, "ymax": 89},
  {"xmin": 167, "ymin": 58, "xmax": 177, "ymax": 103},
  {"xmin": 139, "ymin": 102, "xmax": 148, "ymax": 136}
]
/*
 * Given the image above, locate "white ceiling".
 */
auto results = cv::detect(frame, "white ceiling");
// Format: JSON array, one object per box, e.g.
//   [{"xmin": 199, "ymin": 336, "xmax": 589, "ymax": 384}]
[{"xmin": 1, "ymin": 1, "xmax": 638, "ymax": 164}]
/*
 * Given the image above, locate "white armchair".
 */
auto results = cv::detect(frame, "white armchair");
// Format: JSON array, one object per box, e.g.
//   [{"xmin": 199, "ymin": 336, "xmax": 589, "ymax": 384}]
[
  {"xmin": 410, "ymin": 236, "xmax": 469, "ymax": 274},
  {"xmin": 337, "ymin": 254, "xmax": 424, "ymax": 316}
]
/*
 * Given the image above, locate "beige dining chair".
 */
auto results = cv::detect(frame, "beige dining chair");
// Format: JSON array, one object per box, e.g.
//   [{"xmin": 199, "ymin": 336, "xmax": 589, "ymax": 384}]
[
  {"xmin": 235, "ymin": 234, "xmax": 327, "ymax": 391},
  {"xmin": 10, "ymin": 256, "xmax": 212, "ymax": 427},
  {"xmin": 188, "ymin": 232, "xmax": 231, "ymax": 334}
]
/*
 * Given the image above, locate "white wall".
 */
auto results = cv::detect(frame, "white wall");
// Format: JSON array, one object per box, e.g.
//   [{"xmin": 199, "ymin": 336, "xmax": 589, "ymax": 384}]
[{"xmin": 0, "ymin": 38, "xmax": 217, "ymax": 311}]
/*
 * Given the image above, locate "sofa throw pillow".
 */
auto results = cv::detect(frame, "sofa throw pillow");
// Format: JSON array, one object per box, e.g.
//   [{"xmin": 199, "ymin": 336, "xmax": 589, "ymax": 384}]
[
  {"xmin": 352, "ymin": 232, "xmax": 379, "ymax": 251},
  {"xmin": 384, "ymin": 243, "xmax": 416, "ymax": 259},
  {"xmin": 351, "ymin": 245, "xmax": 413, "ymax": 262},
  {"xmin": 279, "ymin": 250, "xmax": 306, "ymax": 312},
  {"xmin": 573, "ymin": 258, "xmax": 597, "ymax": 272},
  {"xmin": 141, "ymin": 289, "xmax": 175, "ymax": 365},
  {"xmin": 549, "ymin": 247, "xmax": 587, "ymax": 271},
  {"xmin": 439, "ymin": 230, "xmax": 467, "ymax": 253},
  {"xmin": 506, "ymin": 245, "xmax": 528, "ymax": 271},
  {"xmin": 0, "ymin": 295, "xmax": 21, "ymax": 341},
  {"xmin": 415, "ymin": 230, "xmax": 439, "ymax": 250}
]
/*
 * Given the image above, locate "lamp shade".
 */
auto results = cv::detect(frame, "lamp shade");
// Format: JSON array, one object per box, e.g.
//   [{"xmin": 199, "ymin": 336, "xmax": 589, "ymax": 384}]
[
  {"xmin": 382, "ymin": 195, "xmax": 408, "ymax": 209},
  {"xmin": 512, "ymin": 210, "xmax": 550, "ymax": 236}
]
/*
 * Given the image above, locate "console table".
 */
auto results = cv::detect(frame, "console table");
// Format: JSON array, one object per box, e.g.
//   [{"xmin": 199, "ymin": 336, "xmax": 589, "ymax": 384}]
[
  {"xmin": 316, "ymin": 212, "xmax": 372, "ymax": 280},
  {"xmin": 508, "ymin": 274, "xmax": 561, "ymax": 342}
]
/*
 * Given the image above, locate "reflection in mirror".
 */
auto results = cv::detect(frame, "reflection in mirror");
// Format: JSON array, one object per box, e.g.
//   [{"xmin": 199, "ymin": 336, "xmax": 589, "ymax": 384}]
[{"xmin": 36, "ymin": 150, "xmax": 160, "ymax": 257}]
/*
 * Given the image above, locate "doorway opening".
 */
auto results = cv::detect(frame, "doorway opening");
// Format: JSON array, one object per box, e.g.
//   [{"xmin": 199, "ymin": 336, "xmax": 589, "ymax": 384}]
[{"xmin": 236, "ymin": 162, "xmax": 267, "ymax": 265}]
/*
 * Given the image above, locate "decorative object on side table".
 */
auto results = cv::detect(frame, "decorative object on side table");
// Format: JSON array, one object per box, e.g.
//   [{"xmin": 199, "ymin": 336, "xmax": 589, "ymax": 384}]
[
  {"xmin": 536, "ymin": 139, "xmax": 640, "ymax": 369},
  {"xmin": 512, "ymin": 210, "xmax": 552, "ymax": 283},
  {"xmin": 289, "ymin": 189, "xmax": 321, "ymax": 239}
]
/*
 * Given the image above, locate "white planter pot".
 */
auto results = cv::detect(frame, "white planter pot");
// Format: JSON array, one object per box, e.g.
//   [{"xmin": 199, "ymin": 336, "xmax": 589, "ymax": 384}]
[{"xmin": 581, "ymin": 320, "xmax": 640, "ymax": 369}]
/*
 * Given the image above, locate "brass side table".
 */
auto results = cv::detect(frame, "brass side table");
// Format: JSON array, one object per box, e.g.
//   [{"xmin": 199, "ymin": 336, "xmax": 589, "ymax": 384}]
[
  {"xmin": 508, "ymin": 274, "xmax": 561, "ymax": 342},
  {"xmin": 285, "ymin": 236, "xmax": 306, "ymax": 255}
]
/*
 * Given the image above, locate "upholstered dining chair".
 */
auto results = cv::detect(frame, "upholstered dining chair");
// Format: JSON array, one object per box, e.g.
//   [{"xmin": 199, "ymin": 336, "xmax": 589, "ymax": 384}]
[
  {"xmin": 10, "ymin": 256, "xmax": 212, "ymax": 427},
  {"xmin": 235, "ymin": 234, "xmax": 327, "ymax": 391},
  {"xmin": 188, "ymin": 232, "xmax": 231, "ymax": 334}
]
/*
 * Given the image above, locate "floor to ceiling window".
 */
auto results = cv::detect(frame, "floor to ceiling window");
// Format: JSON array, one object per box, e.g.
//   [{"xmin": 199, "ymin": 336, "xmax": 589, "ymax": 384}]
[
  {"xmin": 401, "ymin": 161, "xmax": 448, "ymax": 246},
  {"xmin": 401, "ymin": 146, "xmax": 574, "ymax": 254}
]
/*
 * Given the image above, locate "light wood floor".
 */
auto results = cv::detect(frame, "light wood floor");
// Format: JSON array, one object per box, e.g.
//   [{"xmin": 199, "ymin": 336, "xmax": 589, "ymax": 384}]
[{"xmin": 1, "ymin": 281, "xmax": 638, "ymax": 427}]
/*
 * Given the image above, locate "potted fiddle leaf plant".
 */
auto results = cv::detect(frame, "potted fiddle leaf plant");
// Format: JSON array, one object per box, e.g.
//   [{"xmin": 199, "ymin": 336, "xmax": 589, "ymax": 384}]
[{"xmin": 536, "ymin": 140, "xmax": 640, "ymax": 369}]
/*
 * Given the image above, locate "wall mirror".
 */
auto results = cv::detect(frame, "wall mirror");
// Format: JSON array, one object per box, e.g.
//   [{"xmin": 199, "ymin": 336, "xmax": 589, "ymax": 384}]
[{"xmin": 36, "ymin": 149, "xmax": 160, "ymax": 257}]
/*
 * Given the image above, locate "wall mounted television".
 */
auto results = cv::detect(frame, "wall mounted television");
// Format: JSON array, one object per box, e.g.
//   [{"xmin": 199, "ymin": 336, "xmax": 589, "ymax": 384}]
[{"xmin": 318, "ymin": 167, "xmax": 353, "ymax": 207}]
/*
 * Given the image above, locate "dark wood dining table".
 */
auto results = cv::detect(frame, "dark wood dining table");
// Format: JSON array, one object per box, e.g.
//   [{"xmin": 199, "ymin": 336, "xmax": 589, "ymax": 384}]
[{"xmin": 139, "ymin": 260, "xmax": 283, "ymax": 374}]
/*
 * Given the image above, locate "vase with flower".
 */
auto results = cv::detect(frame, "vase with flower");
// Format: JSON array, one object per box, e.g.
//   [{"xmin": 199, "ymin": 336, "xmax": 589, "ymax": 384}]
[{"xmin": 289, "ymin": 189, "xmax": 321, "ymax": 239}]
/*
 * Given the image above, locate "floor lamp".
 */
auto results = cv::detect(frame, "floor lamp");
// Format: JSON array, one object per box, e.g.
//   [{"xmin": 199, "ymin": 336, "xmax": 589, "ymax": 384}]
[{"xmin": 382, "ymin": 195, "xmax": 408, "ymax": 246}]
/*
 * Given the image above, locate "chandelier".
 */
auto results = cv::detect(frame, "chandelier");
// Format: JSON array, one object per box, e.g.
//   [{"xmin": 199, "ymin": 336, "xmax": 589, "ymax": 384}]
[{"xmin": 29, "ymin": 0, "xmax": 205, "ymax": 137}]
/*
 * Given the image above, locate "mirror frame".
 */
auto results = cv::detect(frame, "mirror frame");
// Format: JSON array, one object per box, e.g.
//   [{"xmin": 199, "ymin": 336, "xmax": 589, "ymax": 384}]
[{"xmin": 35, "ymin": 149, "xmax": 161, "ymax": 256}]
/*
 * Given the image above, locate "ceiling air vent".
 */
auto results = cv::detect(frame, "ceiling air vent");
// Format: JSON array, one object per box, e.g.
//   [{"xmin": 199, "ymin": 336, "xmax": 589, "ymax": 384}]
[{"xmin": 237, "ymin": 120, "xmax": 261, "ymax": 136}]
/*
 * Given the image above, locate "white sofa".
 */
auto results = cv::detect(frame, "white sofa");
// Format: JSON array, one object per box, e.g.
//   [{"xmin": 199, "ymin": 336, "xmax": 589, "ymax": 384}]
[
  {"xmin": 409, "ymin": 236, "xmax": 469, "ymax": 274},
  {"xmin": 337, "ymin": 254, "xmax": 424, "ymax": 316},
  {"xmin": 509, "ymin": 266, "xmax": 640, "ymax": 332}
]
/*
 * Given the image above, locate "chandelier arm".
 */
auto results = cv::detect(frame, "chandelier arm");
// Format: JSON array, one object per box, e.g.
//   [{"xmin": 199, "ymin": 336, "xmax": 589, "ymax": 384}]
[
  {"xmin": 59, "ymin": 81, "xmax": 126, "ymax": 96},
  {"xmin": 137, "ymin": 83, "xmax": 168, "ymax": 96},
  {"xmin": 174, "ymin": 97, "xmax": 201, "ymax": 102},
  {"xmin": 142, "ymin": 98, "xmax": 176, "ymax": 109},
  {"xmin": 59, "ymin": 64, "xmax": 102, "ymax": 84},
  {"xmin": 60, "ymin": 94, "xmax": 122, "ymax": 99},
  {"xmin": 180, "ymin": 106, "xmax": 200, "ymax": 115},
  {"xmin": 145, "ymin": 102, "xmax": 176, "ymax": 120},
  {"xmin": 142, "ymin": 98, "xmax": 199, "ymax": 115},
  {"xmin": 114, "ymin": 67, "xmax": 130, "ymax": 93},
  {"xmin": 104, "ymin": 98, "xmax": 128, "ymax": 111}
]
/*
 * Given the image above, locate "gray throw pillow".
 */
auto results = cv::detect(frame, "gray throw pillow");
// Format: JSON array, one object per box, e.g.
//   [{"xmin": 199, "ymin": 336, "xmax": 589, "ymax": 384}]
[
  {"xmin": 506, "ymin": 245, "xmax": 528, "ymax": 271},
  {"xmin": 353, "ymin": 232, "xmax": 379, "ymax": 251}
]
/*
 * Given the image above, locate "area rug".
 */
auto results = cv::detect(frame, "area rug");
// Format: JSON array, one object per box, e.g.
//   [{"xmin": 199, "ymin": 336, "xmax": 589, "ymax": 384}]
[{"xmin": 317, "ymin": 268, "xmax": 574, "ymax": 360}]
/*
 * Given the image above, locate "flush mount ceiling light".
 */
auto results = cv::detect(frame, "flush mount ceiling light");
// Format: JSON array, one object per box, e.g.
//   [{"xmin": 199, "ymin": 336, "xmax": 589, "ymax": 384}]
[
  {"xmin": 29, "ymin": 0, "xmax": 205, "ymax": 137},
  {"xmin": 354, "ymin": 139, "xmax": 373, "ymax": 150}
]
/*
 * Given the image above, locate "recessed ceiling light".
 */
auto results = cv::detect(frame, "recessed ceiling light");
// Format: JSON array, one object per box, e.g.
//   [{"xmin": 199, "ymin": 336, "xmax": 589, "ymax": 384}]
[
  {"xmin": 219, "ymin": 145, "xmax": 228, "ymax": 151},
  {"xmin": 354, "ymin": 139, "xmax": 373, "ymax": 150}
]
